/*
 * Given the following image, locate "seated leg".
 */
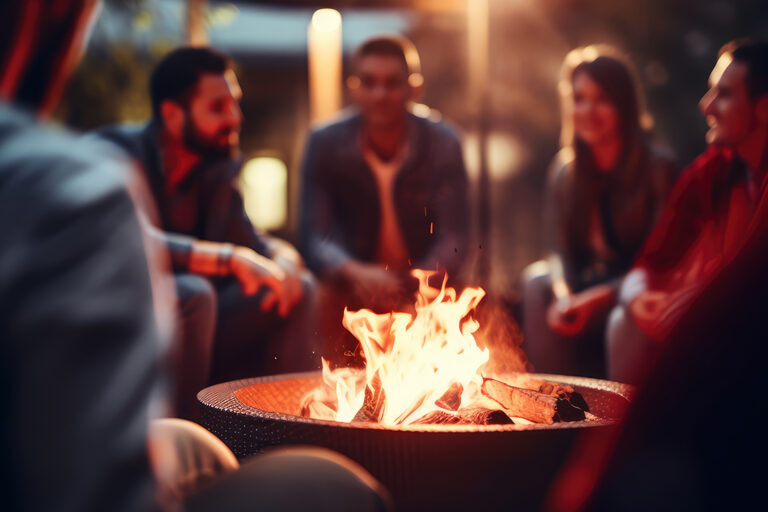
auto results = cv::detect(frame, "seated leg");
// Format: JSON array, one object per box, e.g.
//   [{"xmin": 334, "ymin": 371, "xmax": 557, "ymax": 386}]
[
  {"xmin": 210, "ymin": 270, "xmax": 321, "ymax": 382},
  {"xmin": 605, "ymin": 304, "xmax": 658, "ymax": 384},
  {"xmin": 174, "ymin": 274, "xmax": 217, "ymax": 420}
]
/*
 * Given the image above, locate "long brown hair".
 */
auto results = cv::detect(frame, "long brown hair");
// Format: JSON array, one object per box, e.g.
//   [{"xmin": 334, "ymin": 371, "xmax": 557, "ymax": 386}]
[{"xmin": 557, "ymin": 45, "xmax": 652, "ymax": 260}]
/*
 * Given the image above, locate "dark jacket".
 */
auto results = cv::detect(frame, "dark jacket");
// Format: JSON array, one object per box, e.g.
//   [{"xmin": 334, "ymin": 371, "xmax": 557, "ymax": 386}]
[
  {"xmin": 547, "ymin": 143, "xmax": 678, "ymax": 292},
  {"xmin": 0, "ymin": 104, "xmax": 162, "ymax": 512},
  {"xmin": 94, "ymin": 121, "xmax": 272, "ymax": 269},
  {"xmin": 299, "ymin": 110, "xmax": 470, "ymax": 279}
]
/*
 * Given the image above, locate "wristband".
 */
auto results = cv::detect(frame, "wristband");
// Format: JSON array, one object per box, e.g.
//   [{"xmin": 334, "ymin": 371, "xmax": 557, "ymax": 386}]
[{"xmin": 217, "ymin": 244, "xmax": 235, "ymax": 275}]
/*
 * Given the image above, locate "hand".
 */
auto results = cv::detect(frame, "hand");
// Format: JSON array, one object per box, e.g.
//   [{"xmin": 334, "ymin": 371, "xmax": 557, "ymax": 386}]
[
  {"xmin": 547, "ymin": 296, "xmax": 590, "ymax": 338},
  {"xmin": 546, "ymin": 285, "xmax": 615, "ymax": 338},
  {"xmin": 342, "ymin": 261, "xmax": 406, "ymax": 310},
  {"xmin": 230, "ymin": 246, "xmax": 286, "ymax": 305},
  {"xmin": 261, "ymin": 256, "xmax": 305, "ymax": 317},
  {"xmin": 629, "ymin": 290, "xmax": 674, "ymax": 338}
]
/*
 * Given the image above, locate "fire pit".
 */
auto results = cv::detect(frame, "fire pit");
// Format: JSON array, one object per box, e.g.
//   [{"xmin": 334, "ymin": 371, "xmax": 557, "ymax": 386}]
[
  {"xmin": 199, "ymin": 271, "xmax": 632, "ymax": 509},
  {"xmin": 198, "ymin": 371, "xmax": 632, "ymax": 511}
]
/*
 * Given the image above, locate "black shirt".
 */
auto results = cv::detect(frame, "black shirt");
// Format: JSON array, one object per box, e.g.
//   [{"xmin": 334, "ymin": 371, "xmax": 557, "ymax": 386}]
[{"xmin": 94, "ymin": 121, "xmax": 272, "ymax": 269}]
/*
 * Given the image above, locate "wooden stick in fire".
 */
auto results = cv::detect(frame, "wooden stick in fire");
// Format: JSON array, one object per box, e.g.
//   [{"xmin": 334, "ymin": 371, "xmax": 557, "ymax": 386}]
[
  {"xmin": 497, "ymin": 374, "xmax": 589, "ymax": 412},
  {"xmin": 481, "ymin": 378, "xmax": 585, "ymax": 424}
]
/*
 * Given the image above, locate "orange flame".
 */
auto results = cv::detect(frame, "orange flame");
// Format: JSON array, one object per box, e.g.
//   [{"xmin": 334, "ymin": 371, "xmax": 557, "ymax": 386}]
[{"xmin": 306, "ymin": 269, "xmax": 490, "ymax": 426}]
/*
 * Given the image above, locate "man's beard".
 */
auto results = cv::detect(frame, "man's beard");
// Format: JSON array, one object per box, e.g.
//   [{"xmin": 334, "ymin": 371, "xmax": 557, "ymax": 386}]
[{"xmin": 182, "ymin": 118, "xmax": 238, "ymax": 160}]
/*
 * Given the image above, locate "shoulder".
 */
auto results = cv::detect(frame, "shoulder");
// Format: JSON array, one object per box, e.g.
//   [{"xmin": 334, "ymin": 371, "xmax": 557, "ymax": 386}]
[
  {"xmin": 0, "ymin": 107, "xmax": 136, "ymax": 226},
  {"xmin": 90, "ymin": 121, "xmax": 153, "ymax": 161},
  {"xmin": 412, "ymin": 113, "xmax": 462, "ymax": 146},
  {"xmin": 678, "ymin": 145, "xmax": 733, "ymax": 188},
  {"xmin": 659, "ymin": 146, "xmax": 733, "ymax": 210},
  {"xmin": 306, "ymin": 108, "xmax": 361, "ymax": 143}
]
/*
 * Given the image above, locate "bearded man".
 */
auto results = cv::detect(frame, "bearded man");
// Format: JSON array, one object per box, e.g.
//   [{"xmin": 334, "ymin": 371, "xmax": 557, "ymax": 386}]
[{"xmin": 97, "ymin": 47, "xmax": 316, "ymax": 391}]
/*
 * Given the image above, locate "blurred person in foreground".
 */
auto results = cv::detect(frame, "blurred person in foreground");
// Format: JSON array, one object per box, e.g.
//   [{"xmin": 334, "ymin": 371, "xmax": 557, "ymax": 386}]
[
  {"xmin": 548, "ymin": 40, "xmax": 768, "ymax": 512},
  {"xmin": 96, "ymin": 47, "xmax": 317, "ymax": 387},
  {"xmin": 0, "ymin": 1, "xmax": 168, "ymax": 510},
  {"xmin": 0, "ymin": 2, "xmax": 392, "ymax": 511},
  {"xmin": 299, "ymin": 35, "xmax": 470, "ymax": 364},
  {"xmin": 606, "ymin": 39, "xmax": 768, "ymax": 384},
  {"xmin": 520, "ymin": 46, "xmax": 678, "ymax": 378}
]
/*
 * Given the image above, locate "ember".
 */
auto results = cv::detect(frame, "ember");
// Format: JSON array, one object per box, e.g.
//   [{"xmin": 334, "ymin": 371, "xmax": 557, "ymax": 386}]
[{"xmin": 301, "ymin": 270, "xmax": 588, "ymax": 426}]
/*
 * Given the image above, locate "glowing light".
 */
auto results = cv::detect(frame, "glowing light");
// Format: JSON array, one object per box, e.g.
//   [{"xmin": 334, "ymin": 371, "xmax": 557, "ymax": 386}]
[
  {"xmin": 408, "ymin": 72, "xmax": 425, "ymax": 88},
  {"xmin": 463, "ymin": 131, "xmax": 529, "ymax": 180},
  {"xmin": 311, "ymin": 8, "xmax": 341, "ymax": 32},
  {"xmin": 410, "ymin": 102, "xmax": 431, "ymax": 118},
  {"xmin": 209, "ymin": 3, "xmax": 239, "ymax": 27},
  {"xmin": 582, "ymin": 45, "xmax": 599, "ymax": 62},
  {"xmin": 132, "ymin": 10, "xmax": 152, "ymax": 31},
  {"xmin": 240, "ymin": 156, "xmax": 287, "ymax": 231},
  {"xmin": 308, "ymin": 9, "xmax": 343, "ymax": 122},
  {"xmin": 709, "ymin": 52, "xmax": 734, "ymax": 86}
]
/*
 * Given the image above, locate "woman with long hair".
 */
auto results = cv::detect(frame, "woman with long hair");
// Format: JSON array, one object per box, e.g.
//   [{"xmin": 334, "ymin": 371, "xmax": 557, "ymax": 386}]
[{"xmin": 520, "ymin": 45, "xmax": 678, "ymax": 378}]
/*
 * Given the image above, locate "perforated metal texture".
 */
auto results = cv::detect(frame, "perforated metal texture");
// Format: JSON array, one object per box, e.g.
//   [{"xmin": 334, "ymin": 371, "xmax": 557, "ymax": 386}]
[{"xmin": 198, "ymin": 371, "xmax": 632, "ymax": 511}]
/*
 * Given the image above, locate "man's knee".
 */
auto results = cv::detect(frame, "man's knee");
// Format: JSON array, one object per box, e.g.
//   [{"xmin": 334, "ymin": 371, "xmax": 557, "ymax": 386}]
[
  {"xmin": 176, "ymin": 274, "xmax": 217, "ymax": 317},
  {"xmin": 605, "ymin": 304, "xmax": 654, "ymax": 384},
  {"xmin": 521, "ymin": 261, "xmax": 552, "ymax": 301}
]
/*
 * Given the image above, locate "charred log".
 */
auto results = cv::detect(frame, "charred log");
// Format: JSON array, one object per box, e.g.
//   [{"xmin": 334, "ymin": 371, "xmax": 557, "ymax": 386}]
[
  {"xmin": 435, "ymin": 382, "xmax": 464, "ymax": 411},
  {"xmin": 412, "ymin": 410, "xmax": 463, "ymax": 425},
  {"xmin": 499, "ymin": 374, "xmax": 589, "ymax": 412},
  {"xmin": 457, "ymin": 407, "xmax": 513, "ymax": 425},
  {"xmin": 353, "ymin": 372, "xmax": 385, "ymax": 423}
]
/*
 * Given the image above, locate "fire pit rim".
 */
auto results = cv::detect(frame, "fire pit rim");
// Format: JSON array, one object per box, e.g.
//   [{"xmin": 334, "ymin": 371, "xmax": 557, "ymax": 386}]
[{"xmin": 198, "ymin": 371, "xmax": 634, "ymax": 433}]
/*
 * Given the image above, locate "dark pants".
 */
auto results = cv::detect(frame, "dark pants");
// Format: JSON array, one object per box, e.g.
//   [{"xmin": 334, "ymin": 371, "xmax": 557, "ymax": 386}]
[
  {"xmin": 209, "ymin": 271, "xmax": 321, "ymax": 383},
  {"xmin": 174, "ymin": 274, "xmax": 217, "ymax": 421},
  {"xmin": 520, "ymin": 262, "xmax": 607, "ymax": 378}
]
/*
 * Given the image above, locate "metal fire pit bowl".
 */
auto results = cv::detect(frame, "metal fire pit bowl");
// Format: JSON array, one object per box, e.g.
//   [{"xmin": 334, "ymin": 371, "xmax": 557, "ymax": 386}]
[{"xmin": 198, "ymin": 371, "xmax": 632, "ymax": 511}]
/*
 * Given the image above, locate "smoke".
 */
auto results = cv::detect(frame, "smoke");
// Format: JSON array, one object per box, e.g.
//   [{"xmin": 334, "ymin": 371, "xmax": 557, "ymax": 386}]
[{"xmin": 472, "ymin": 295, "xmax": 530, "ymax": 375}]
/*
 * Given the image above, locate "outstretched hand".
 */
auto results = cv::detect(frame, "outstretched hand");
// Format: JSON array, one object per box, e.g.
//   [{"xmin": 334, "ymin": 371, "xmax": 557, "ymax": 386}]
[
  {"xmin": 230, "ymin": 247, "xmax": 295, "ymax": 315},
  {"xmin": 342, "ymin": 261, "xmax": 410, "ymax": 311},
  {"xmin": 546, "ymin": 285, "xmax": 615, "ymax": 338},
  {"xmin": 260, "ymin": 257, "xmax": 305, "ymax": 318}
]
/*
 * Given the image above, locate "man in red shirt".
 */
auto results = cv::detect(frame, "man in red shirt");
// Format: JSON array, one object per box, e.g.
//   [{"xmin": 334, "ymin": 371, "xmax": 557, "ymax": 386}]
[{"xmin": 606, "ymin": 39, "xmax": 768, "ymax": 384}]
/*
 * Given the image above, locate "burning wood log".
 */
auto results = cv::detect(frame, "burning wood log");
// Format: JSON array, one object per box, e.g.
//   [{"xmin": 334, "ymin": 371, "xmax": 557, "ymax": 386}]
[
  {"xmin": 412, "ymin": 410, "xmax": 463, "ymax": 425},
  {"xmin": 456, "ymin": 407, "xmax": 513, "ymax": 425},
  {"xmin": 481, "ymin": 378, "xmax": 585, "ymax": 424},
  {"xmin": 435, "ymin": 382, "xmax": 463, "ymax": 411},
  {"xmin": 352, "ymin": 372, "xmax": 385, "ymax": 423},
  {"xmin": 304, "ymin": 401, "xmax": 336, "ymax": 421},
  {"xmin": 413, "ymin": 406, "xmax": 512, "ymax": 425},
  {"xmin": 498, "ymin": 374, "xmax": 589, "ymax": 412}
]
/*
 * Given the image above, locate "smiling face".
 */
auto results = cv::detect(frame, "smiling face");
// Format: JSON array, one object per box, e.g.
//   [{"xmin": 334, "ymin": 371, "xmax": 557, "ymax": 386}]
[
  {"xmin": 351, "ymin": 53, "xmax": 412, "ymax": 130},
  {"xmin": 183, "ymin": 69, "xmax": 243, "ymax": 158},
  {"xmin": 698, "ymin": 54, "xmax": 757, "ymax": 148},
  {"xmin": 571, "ymin": 70, "xmax": 622, "ymax": 149}
]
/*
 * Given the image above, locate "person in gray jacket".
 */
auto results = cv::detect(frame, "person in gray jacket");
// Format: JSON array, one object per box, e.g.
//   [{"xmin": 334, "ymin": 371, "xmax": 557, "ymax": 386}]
[{"xmin": 0, "ymin": 1, "xmax": 165, "ymax": 510}]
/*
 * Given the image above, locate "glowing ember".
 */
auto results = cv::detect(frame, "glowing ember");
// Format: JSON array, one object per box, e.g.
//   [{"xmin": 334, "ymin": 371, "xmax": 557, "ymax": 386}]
[{"xmin": 302, "ymin": 269, "xmax": 494, "ymax": 426}]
